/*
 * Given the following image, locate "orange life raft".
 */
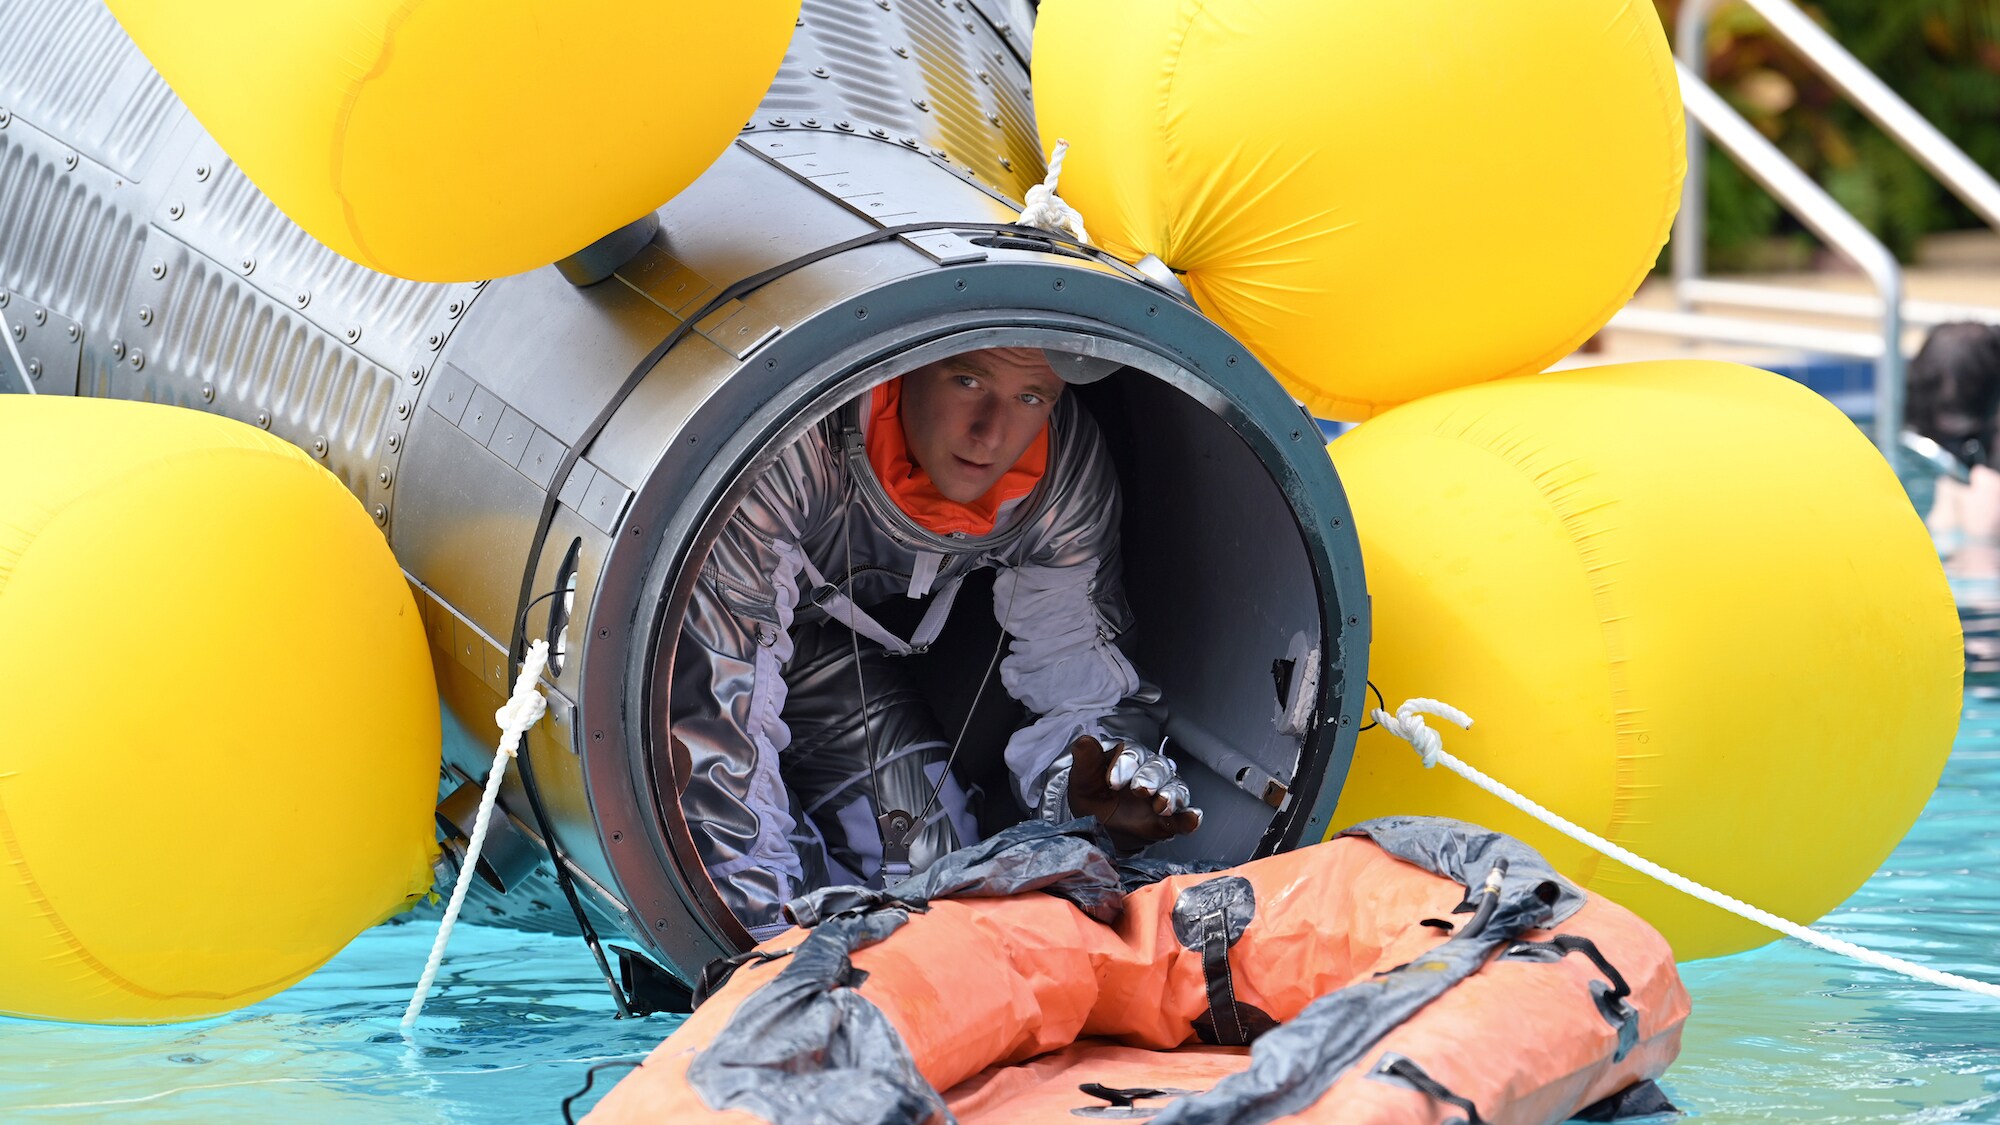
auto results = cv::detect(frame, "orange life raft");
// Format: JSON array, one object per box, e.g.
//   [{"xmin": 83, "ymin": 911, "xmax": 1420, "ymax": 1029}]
[{"xmin": 586, "ymin": 817, "xmax": 1689, "ymax": 1124}]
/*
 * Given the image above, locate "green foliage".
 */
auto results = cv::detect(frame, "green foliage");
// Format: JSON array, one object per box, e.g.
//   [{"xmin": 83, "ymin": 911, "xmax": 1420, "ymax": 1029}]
[{"xmin": 1658, "ymin": 0, "xmax": 2000, "ymax": 266}]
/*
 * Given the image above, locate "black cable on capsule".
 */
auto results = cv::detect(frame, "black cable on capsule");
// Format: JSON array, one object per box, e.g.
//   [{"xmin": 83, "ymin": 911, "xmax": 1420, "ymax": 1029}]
[
  {"xmin": 1357, "ymin": 679, "xmax": 1386, "ymax": 732},
  {"xmin": 515, "ymin": 588, "xmax": 565, "ymax": 636}
]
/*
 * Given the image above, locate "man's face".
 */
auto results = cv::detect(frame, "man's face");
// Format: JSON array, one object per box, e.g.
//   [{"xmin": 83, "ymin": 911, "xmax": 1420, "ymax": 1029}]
[{"xmin": 898, "ymin": 348, "xmax": 1063, "ymax": 503}]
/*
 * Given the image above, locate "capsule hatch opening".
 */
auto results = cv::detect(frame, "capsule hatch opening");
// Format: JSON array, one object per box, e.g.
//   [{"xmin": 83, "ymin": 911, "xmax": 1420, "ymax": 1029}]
[{"xmin": 654, "ymin": 339, "xmax": 1338, "ymax": 943}]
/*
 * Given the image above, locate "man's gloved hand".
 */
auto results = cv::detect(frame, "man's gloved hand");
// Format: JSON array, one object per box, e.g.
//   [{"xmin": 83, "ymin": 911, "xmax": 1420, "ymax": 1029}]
[{"xmin": 1064, "ymin": 734, "xmax": 1201, "ymax": 850}]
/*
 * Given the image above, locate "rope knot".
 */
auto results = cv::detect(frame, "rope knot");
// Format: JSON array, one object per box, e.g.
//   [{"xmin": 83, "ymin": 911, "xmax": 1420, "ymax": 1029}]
[
  {"xmin": 406, "ymin": 637, "xmax": 554, "ymax": 1029},
  {"xmin": 493, "ymin": 694, "xmax": 547, "ymax": 747},
  {"xmin": 1370, "ymin": 698, "xmax": 1473, "ymax": 768},
  {"xmin": 1017, "ymin": 138, "xmax": 1091, "ymax": 245},
  {"xmin": 491, "ymin": 639, "xmax": 552, "ymax": 756}
]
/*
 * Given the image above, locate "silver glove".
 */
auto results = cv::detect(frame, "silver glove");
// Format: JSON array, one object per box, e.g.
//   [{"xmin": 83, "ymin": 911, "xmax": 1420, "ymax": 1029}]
[{"xmin": 1108, "ymin": 742, "xmax": 1195, "ymax": 817}]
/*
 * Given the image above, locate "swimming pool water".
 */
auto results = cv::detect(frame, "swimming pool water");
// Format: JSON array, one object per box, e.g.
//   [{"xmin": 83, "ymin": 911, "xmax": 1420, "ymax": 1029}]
[{"xmin": 6, "ymin": 631, "xmax": 1998, "ymax": 1122}]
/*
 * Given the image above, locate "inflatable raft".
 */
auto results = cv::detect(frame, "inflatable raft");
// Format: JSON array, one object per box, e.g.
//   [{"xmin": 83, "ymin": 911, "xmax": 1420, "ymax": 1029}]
[{"xmin": 585, "ymin": 816, "xmax": 1688, "ymax": 1124}]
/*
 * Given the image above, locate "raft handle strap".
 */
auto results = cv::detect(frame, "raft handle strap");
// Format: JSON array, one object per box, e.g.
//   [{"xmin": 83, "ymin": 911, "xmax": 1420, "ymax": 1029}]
[
  {"xmin": 1173, "ymin": 877, "xmax": 1277, "ymax": 1047},
  {"xmin": 1073, "ymin": 1083, "xmax": 1199, "ymax": 1119},
  {"xmin": 1522, "ymin": 934, "xmax": 1633, "ymax": 1003},
  {"xmin": 1371, "ymin": 1054, "xmax": 1485, "ymax": 1125},
  {"xmin": 1504, "ymin": 934, "xmax": 1640, "ymax": 1061},
  {"xmin": 1078, "ymin": 1083, "xmax": 1197, "ymax": 1109},
  {"xmin": 1199, "ymin": 910, "xmax": 1248, "ymax": 1045}
]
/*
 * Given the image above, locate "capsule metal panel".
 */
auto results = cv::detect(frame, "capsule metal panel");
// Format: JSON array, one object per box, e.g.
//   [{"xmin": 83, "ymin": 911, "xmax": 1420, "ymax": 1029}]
[
  {"xmin": 162, "ymin": 137, "xmax": 475, "ymax": 382},
  {"xmin": 0, "ymin": 0, "xmax": 184, "ymax": 181},
  {"xmin": 756, "ymin": 0, "xmax": 1041, "ymax": 203},
  {"xmin": 0, "ymin": 115, "xmax": 149, "ymax": 372}
]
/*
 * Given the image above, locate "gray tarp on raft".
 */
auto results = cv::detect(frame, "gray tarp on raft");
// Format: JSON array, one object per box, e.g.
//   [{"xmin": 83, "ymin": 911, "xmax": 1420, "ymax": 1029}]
[
  {"xmin": 684, "ymin": 815, "xmax": 1591, "ymax": 1125},
  {"xmin": 1148, "ymin": 817, "xmax": 1586, "ymax": 1125},
  {"xmin": 685, "ymin": 819, "xmax": 1129, "ymax": 1124}
]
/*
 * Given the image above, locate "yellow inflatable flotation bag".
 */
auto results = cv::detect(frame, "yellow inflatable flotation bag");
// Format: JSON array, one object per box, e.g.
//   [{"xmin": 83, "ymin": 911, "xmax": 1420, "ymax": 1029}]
[
  {"xmin": 1032, "ymin": 0, "xmax": 1684, "ymax": 421},
  {"xmin": 0, "ymin": 396, "xmax": 439, "ymax": 1023},
  {"xmin": 1328, "ymin": 361, "xmax": 1962, "ymax": 960},
  {"xmin": 104, "ymin": 0, "xmax": 801, "ymax": 280}
]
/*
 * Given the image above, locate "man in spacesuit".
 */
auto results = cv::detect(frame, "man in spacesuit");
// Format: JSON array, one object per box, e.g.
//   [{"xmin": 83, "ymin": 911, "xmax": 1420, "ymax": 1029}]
[{"xmin": 672, "ymin": 346, "xmax": 1200, "ymax": 937}]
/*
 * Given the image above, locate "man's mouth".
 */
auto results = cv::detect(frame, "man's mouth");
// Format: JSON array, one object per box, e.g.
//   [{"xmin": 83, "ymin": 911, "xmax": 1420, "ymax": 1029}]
[{"xmin": 953, "ymin": 455, "xmax": 992, "ymax": 471}]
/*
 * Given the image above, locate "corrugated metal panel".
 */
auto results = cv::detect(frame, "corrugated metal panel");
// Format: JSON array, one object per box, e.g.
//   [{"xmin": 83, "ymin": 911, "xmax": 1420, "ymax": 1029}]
[
  {"xmin": 0, "ymin": 117, "xmax": 148, "ymax": 350},
  {"xmin": 750, "ymin": 0, "xmax": 1042, "ymax": 205},
  {"xmin": 113, "ymin": 240, "xmax": 407, "ymax": 514},
  {"xmin": 0, "ymin": 0, "xmax": 184, "ymax": 179},
  {"xmin": 166, "ymin": 142, "xmax": 473, "ymax": 380},
  {"xmin": 900, "ymin": 0, "xmax": 1038, "ymax": 183}
]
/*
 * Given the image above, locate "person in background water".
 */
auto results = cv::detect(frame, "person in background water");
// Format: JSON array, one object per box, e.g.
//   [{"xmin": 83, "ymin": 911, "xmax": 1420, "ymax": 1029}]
[
  {"xmin": 670, "ymin": 346, "xmax": 1201, "ymax": 938},
  {"xmin": 1906, "ymin": 322, "xmax": 2000, "ymax": 578}
]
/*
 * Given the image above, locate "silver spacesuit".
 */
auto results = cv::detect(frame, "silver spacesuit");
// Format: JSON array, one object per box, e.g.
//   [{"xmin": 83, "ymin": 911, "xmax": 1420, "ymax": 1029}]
[{"xmin": 671, "ymin": 386, "xmax": 1161, "ymax": 937}]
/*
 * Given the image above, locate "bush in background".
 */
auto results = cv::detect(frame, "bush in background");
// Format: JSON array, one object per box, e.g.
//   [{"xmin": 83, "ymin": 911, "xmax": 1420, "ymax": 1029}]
[{"xmin": 1659, "ymin": 0, "xmax": 2000, "ymax": 267}]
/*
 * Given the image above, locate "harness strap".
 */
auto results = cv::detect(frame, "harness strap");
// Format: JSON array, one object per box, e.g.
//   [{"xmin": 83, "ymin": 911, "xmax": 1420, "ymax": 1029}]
[
  {"xmin": 905, "ymin": 573, "xmax": 966, "ymax": 652},
  {"xmin": 797, "ymin": 550, "xmax": 967, "ymax": 658},
  {"xmin": 908, "ymin": 551, "xmax": 943, "ymax": 598}
]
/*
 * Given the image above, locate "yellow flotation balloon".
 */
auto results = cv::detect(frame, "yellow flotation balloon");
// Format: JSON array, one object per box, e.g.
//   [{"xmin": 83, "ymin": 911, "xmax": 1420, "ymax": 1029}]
[
  {"xmin": 104, "ymin": 0, "xmax": 800, "ymax": 281},
  {"xmin": 1328, "ymin": 361, "xmax": 1961, "ymax": 960},
  {"xmin": 0, "ymin": 397, "xmax": 439, "ymax": 1023},
  {"xmin": 1032, "ymin": 0, "xmax": 1684, "ymax": 422}
]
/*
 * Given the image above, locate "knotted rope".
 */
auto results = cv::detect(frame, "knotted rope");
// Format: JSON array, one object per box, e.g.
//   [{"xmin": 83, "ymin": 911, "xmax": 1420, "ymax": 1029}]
[
  {"xmin": 403, "ymin": 640, "xmax": 551, "ymax": 1028},
  {"xmin": 1372, "ymin": 697, "xmax": 2000, "ymax": 1000},
  {"xmin": 1018, "ymin": 138, "xmax": 1091, "ymax": 245}
]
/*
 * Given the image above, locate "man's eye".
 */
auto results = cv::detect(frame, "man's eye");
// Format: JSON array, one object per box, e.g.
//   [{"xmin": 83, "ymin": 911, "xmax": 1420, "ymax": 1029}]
[
  {"xmin": 956, "ymin": 374, "xmax": 980, "ymax": 389},
  {"xmin": 1020, "ymin": 393, "xmax": 1044, "ymax": 406}
]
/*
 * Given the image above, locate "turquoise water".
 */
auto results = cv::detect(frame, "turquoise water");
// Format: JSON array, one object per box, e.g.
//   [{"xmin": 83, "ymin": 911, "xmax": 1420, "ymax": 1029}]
[{"xmin": 6, "ymin": 629, "xmax": 1998, "ymax": 1121}]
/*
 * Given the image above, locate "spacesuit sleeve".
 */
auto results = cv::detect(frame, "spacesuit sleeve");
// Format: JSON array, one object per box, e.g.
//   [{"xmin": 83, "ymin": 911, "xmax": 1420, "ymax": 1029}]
[
  {"xmin": 670, "ymin": 433, "xmax": 839, "ymax": 938},
  {"xmin": 994, "ymin": 414, "xmax": 1159, "ymax": 810}
]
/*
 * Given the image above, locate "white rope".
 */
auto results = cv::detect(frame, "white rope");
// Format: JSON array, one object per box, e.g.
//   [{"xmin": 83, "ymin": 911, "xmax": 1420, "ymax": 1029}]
[
  {"xmin": 1018, "ymin": 138, "xmax": 1090, "ymax": 245},
  {"xmin": 402, "ymin": 640, "xmax": 552, "ymax": 1029},
  {"xmin": 1372, "ymin": 698, "xmax": 2000, "ymax": 1001}
]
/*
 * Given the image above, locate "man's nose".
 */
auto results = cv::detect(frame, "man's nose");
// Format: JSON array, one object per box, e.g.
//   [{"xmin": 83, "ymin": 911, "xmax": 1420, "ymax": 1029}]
[{"xmin": 965, "ymin": 400, "xmax": 1001, "ymax": 445}]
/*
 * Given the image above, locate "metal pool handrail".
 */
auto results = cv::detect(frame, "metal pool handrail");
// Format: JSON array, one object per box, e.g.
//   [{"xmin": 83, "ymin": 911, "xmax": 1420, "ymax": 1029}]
[
  {"xmin": 1675, "ymin": 0, "xmax": 2000, "ymax": 301},
  {"xmin": 1654, "ymin": 0, "xmax": 2000, "ymax": 453},
  {"xmin": 1609, "ymin": 63, "xmax": 1906, "ymax": 451}
]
